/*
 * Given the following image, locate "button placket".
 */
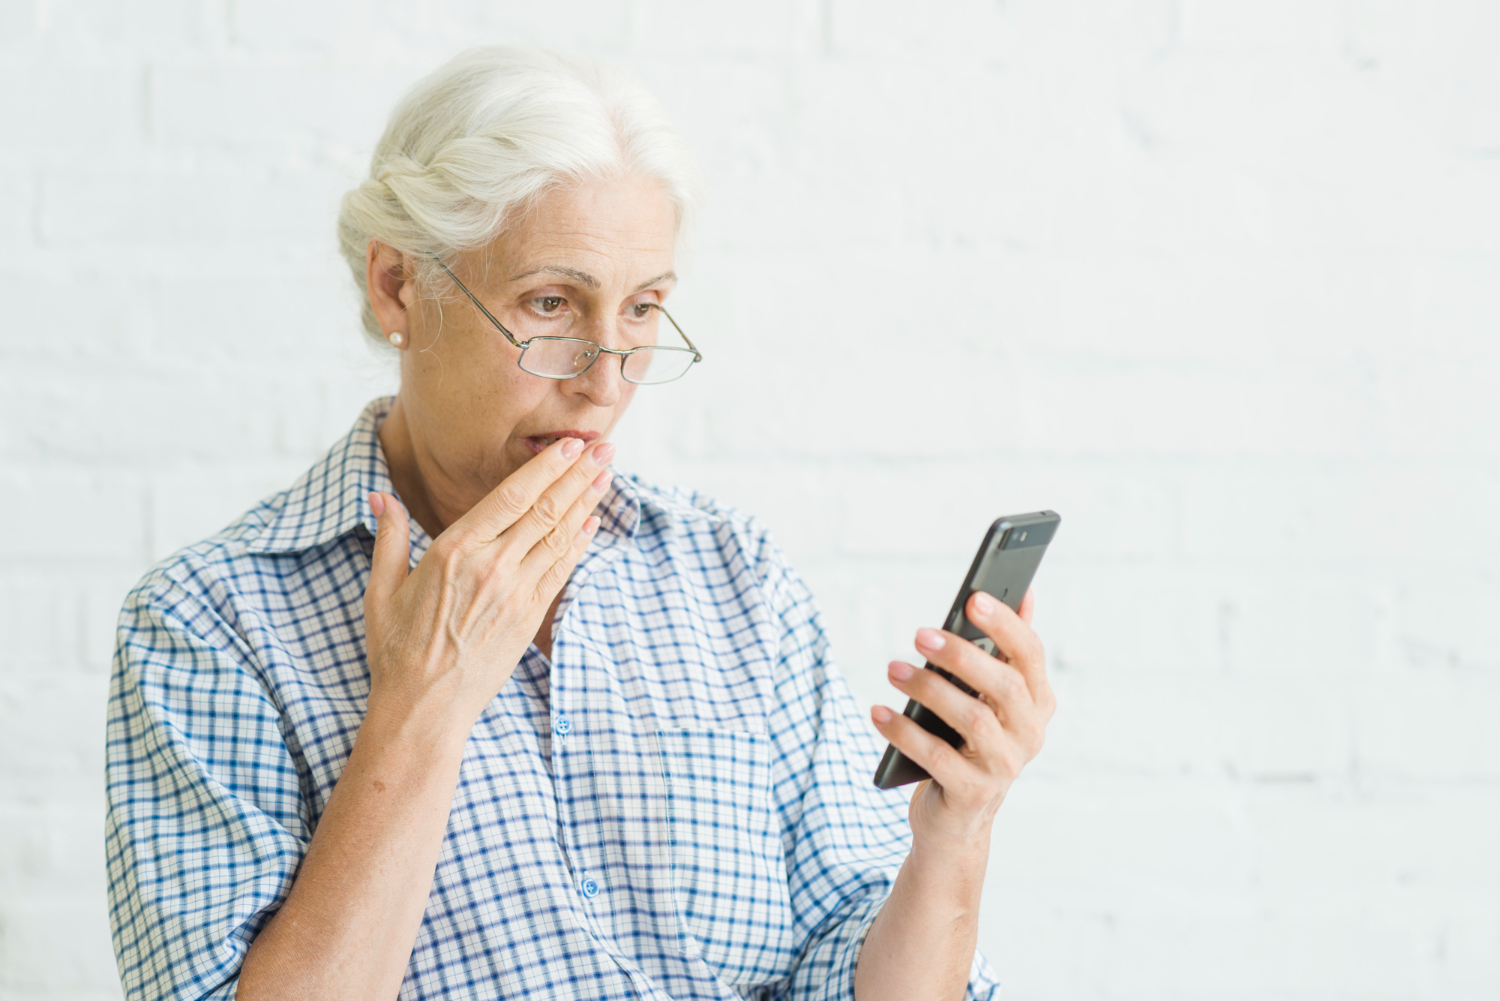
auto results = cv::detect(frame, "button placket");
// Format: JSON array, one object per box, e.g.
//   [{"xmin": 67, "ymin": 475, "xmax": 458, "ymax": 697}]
[
  {"xmin": 548, "ymin": 554, "xmax": 637, "ymax": 932},
  {"xmin": 550, "ymin": 639, "xmax": 601, "ymax": 918}
]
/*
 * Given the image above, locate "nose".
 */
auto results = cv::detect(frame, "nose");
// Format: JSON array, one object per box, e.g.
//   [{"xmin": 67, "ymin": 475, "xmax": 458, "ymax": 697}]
[
  {"xmin": 563, "ymin": 320, "xmax": 628, "ymax": 407},
  {"xmin": 566, "ymin": 353, "xmax": 625, "ymax": 406}
]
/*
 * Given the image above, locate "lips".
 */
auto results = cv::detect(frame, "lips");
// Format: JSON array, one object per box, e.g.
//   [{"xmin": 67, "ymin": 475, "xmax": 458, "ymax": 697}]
[{"xmin": 522, "ymin": 429, "xmax": 601, "ymax": 455}]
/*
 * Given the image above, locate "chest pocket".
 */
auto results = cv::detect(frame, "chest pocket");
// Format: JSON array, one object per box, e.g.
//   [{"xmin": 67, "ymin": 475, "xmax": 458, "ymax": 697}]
[{"xmin": 656, "ymin": 729, "xmax": 795, "ymax": 984}]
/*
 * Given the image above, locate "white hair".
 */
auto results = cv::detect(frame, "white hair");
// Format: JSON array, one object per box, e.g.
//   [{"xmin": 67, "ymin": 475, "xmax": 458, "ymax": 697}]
[{"xmin": 338, "ymin": 46, "xmax": 703, "ymax": 343}]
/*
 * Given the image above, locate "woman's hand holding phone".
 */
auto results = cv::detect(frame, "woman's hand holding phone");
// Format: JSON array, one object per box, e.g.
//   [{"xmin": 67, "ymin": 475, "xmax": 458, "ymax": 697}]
[
  {"xmin": 870, "ymin": 587, "xmax": 1055, "ymax": 846},
  {"xmin": 856, "ymin": 585, "xmax": 1056, "ymax": 1000}
]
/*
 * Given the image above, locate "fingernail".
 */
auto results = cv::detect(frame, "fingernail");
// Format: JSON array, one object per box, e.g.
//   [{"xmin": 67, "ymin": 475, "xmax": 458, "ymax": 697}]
[
  {"xmin": 583, "ymin": 516, "xmax": 601, "ymax": 534},
  {"xmin": 561, "ymin": 437, "xmax": 585, "ymax": 459},
  {"xmin": 872, "ymin": 706, "xmax": 894, "ymax": 724},
  {"xmin": 592, "ymin": 441, "xmax": 615, "ymax": 465},
  {"xmin": 592, "ymin": 468, "xmax": 612, "ymax": 491},
  {"xmin": 888, "ymin": 661, "xmax": 914, "ymax": 681},
  {"xmin": 972, "ymin": 591, "xmax": 996, "ymax": 616},
  {"xmin": 368, "ymin": 492, "xmax": 385, "ymax": 518},
  {"xmin": 915, "ymin": 628, "xmax": 946, "ymax": 651}
]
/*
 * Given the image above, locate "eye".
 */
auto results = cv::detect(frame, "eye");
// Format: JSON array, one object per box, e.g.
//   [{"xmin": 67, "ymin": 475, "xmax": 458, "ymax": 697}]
[
  {"xmin": 529, "ymin": 296, "xmax": 567, "ymax": 315},
  {"xmin": 628, "ymin": 302, "xmax": 657, "ymax": 320}
]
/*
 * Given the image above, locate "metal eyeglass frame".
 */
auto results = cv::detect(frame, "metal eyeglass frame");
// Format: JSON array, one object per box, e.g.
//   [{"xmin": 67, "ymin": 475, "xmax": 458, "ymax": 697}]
[{"xmin": 431, "ymin": 258, "xmax": 702, "ymax": 385}]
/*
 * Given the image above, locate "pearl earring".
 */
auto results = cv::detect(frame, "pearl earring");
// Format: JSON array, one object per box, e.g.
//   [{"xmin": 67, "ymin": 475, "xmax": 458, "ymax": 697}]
[{"xmin": 387, "ymin": 331, "xmax": 404, "ymax": 347}]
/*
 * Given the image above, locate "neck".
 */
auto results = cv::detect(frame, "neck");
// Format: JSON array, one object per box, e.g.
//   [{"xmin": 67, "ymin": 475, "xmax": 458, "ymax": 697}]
[{"xmin": 377, "ymin": 396, "xmax": 454, "ymax": 542}]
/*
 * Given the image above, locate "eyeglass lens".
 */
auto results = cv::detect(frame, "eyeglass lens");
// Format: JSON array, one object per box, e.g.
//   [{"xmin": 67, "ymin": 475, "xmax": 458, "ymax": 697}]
[{"xmin": 520, "ymin": 339, "xmax": 697, "ymax": 385}]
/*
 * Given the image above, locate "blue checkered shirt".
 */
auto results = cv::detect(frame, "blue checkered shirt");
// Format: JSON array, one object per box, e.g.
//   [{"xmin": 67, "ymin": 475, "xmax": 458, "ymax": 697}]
[{"xmin": 105, "ymin": 397, "xmax": 999, "ymax": 1000}]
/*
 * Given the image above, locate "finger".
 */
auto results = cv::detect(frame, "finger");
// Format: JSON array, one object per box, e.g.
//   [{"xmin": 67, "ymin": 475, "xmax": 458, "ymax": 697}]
[
  {"xmin": 964, "ymin": 590, "xmax": 1049, "ymax": 699},
  {"xmin": 450, "ymin": 436, "xmax": 591, "ymax": 544},
  {"xmin": 519, "ymin": 465, "xmax": 613, "ymax": 578},
  {"xmin": 870, "ymin": 704, "xmax": 978, "ymax": 788},
  {"xmin": 912, "ymin": 628, "xmax": 1034, "ymax": 730},
  {"xmin": 364, "ymin": 492, "xmax": 411, "ymax": 618},
  {"xmin": 503, "ymin": 440, "xmax": 615, "ymax": 553},
  {"xmin": 1018, "ymin": 587, "xmax": 1036, "ymax": 626},
  {"xmin": 884, "ymin": 660, "xmax": 1003, "ymax": 751},
  {"xmin": 534, "ymin": 515, "xmax": 601, "ymax": 601}
]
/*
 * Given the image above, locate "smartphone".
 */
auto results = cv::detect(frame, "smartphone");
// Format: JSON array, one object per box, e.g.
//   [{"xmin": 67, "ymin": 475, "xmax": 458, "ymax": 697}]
[{"xmin": 872, "ymin": 511, "xmax": 1061, "ymax": 789}]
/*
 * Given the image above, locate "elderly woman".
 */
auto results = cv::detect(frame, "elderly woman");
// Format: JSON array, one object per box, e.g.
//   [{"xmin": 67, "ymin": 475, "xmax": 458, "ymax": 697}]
[{"xmin": 105, "ymin": 48, "xmax": 1053, "ymax": 1001}]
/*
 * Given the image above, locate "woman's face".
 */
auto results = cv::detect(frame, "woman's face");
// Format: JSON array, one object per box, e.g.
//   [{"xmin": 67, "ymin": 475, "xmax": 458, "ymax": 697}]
[{"xmin": 372, "ymin": 172, "xmax": 678, "ymax": 526}]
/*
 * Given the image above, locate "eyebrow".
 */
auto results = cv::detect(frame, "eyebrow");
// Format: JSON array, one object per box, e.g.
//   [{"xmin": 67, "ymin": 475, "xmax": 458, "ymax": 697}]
[
  {"xmin": 509, "ymin": 266, "xmax": 677, "ymax": 295},
  {"xmin": 631, "ymin": 271, "xmax": 677, "ymax": 294}
]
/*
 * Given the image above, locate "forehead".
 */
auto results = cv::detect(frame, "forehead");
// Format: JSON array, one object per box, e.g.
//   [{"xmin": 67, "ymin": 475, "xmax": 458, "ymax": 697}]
[{"xmin": 485, "ymin": 174, "xmax": 677, "ymax": 290}]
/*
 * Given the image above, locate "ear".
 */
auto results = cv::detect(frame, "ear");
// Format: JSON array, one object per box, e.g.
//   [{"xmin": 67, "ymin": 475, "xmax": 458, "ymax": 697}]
[{"xmin": 366, "ymin": 240, "xmax": 414, "ymax": 345}]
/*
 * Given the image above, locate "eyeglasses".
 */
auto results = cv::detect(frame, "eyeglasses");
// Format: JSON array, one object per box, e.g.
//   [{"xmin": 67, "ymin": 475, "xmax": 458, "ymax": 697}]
[{"xmin": 433, "ymin": 258, "xmax": 702, "ymax": 385}]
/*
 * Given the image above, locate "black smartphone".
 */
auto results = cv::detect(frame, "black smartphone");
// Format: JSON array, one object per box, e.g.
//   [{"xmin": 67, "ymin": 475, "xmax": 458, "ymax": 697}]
[{"xmin": 872, "ymin": 510, "xmax": 1061, "ymax": 789}]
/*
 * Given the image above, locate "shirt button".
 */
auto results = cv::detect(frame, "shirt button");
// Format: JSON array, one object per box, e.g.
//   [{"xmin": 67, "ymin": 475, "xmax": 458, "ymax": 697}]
[
  {"xmin": 579, "ymin": 876, "xmax": 600, "ymax": 898},
  {"xmin": 552, "ymin": 714, "xmax": 572, "ymax": 737}
]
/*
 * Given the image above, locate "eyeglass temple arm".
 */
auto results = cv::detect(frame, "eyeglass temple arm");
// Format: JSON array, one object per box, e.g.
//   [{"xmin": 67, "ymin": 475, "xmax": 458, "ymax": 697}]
[
  {"xmin": 655, "ymin": 306, "xmax": 702, "ymax": 361},
  {"xmin": 430, "ymin": 257, "xmax": 524, "ymax": 349}
]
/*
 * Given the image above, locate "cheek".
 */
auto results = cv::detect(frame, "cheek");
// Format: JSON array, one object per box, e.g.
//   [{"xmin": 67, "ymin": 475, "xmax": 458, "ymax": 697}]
[
  {"xmin": 472, "ymin": 358, "xmax": 553, "ymax": 431},
  {"xmin": 405, "ymin": 315, "xmax": 539, "ymax": 425}
]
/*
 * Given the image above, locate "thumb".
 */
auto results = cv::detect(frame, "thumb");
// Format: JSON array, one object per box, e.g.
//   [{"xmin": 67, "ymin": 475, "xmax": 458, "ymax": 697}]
[{"xmin": 365, "ymin": 491, "xmax": 411, "ymax": 614}]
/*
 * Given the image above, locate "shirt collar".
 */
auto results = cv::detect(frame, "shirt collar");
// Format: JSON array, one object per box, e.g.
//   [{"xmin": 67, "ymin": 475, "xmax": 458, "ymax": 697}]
[{"xmin": 247, "ymin": 396, "xmax": 643, "ymax": 555}]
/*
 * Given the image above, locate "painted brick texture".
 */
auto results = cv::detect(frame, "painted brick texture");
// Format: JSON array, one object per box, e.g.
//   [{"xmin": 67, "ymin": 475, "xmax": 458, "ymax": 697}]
[{"xmin": 1, "ymin": 2, "xmax": 1496, "ymax": 998}]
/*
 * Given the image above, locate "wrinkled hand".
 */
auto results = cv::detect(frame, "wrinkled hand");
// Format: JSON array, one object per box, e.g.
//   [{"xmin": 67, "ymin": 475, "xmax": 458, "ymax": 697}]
[
  {"xmin": 871, "ymin": 589, "xmax": 1055, "ymax": 847},
  {"xmin": 363, "ymin": 437, "xmax": 614, "ymax": 731}
]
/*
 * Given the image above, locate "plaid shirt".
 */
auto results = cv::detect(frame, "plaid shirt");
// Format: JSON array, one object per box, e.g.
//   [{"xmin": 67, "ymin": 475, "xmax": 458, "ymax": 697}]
[{"xmin": 105, "ymin": 397, "xmax": 999, "ymax": 1001}]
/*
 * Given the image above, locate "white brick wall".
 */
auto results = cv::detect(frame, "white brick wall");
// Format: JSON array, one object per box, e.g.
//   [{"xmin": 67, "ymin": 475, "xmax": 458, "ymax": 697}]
[{"xmin": 2, "ymin": 2, "xmax": 1497, "ymax": 998}]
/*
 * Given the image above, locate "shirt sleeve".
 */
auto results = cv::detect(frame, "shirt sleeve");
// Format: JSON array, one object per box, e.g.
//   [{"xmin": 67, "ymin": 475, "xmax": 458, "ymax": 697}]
[
  {"xmin": 105, "ymin": 566, "xmax": 311, "ymax": 1001},
  {"xmin": 751, "ymin": 528, "xmax": 1001, "ymax": 1001}
]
